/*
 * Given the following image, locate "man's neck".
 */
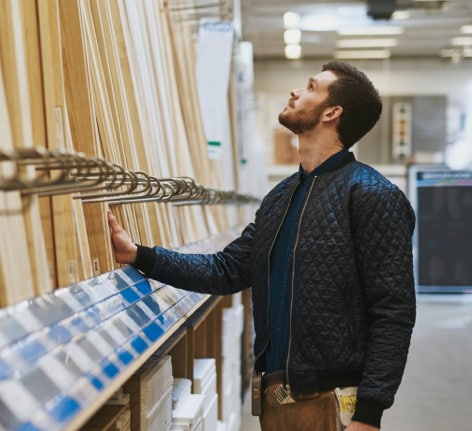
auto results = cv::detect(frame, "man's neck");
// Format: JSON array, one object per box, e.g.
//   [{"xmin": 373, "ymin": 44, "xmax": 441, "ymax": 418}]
[{"xmin": 298, "ymin": 133, "xmax": 345, "ymax": 173}]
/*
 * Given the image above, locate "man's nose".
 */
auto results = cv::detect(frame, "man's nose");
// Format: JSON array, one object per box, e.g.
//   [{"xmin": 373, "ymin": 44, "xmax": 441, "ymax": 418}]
[{"xmin": 290, "ymin": 88, "xmax": 301, "ymax": 97}]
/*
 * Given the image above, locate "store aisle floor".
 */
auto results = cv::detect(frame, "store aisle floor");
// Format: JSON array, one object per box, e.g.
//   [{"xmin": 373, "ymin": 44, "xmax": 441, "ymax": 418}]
[
  {"xmin": 240, "ymin": 390, "xmax": 259, "ymax": 431},
  {"xmin": 240, "ymin": 294, "xmax": 472, "ymax": 431}
]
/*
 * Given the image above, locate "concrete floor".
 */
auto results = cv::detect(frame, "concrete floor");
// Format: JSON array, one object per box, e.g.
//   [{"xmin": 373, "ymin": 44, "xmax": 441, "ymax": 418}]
[{"xmin": 240, "ymin": 294, "xmax": 472, "ymax": 431}]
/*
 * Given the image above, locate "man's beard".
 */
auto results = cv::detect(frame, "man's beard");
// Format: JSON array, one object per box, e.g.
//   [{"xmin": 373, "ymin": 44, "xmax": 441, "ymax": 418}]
[{"xmin": 278, "ymin": 103, "xmax": 324, "ymax": 135}]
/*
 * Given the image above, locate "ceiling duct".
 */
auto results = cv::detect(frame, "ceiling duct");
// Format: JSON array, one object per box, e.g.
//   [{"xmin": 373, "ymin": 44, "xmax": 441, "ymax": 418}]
[{"xmin": 366, "ymin": 0, "xmax": 397, "ymax": 19}]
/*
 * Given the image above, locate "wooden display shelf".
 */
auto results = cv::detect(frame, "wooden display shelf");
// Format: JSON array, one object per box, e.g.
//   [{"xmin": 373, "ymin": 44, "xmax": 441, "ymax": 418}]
[{"xmin": 0, "ymin": 228, "xmax": 249, "ymax": 431}]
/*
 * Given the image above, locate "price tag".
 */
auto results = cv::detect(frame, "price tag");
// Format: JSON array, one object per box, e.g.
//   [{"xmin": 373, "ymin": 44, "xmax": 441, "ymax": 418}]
[{"xmin": 63, "ymin": 343, "xmax": 96, "ymax": 372}]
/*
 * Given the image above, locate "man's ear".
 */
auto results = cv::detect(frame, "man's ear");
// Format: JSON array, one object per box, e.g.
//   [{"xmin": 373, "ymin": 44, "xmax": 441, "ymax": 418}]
[{"xmin": 323, "ymin": 106, "xmax": 343, "ymax": 122}]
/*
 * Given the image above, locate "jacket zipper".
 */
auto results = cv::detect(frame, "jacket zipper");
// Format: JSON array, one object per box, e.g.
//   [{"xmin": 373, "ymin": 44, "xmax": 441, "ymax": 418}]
[
  {"xmin": 254, "ymin": 183, "xmax": 299, "ymax": 369},
  {"xmin": 285, "ymin": 176, "xmax": 317, "ymax": 394}
]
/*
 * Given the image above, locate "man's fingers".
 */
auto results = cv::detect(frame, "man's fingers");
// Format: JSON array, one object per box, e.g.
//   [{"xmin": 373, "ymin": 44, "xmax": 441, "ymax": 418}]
[{"xmin": 107, "ymin": 210, "xmax": 120, "ymax": 232}]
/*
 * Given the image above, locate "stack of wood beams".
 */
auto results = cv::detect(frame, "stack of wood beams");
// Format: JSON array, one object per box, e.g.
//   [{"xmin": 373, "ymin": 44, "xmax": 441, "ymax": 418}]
[{"xmin": 0, "ymin": 0, "xmax": 243, "ymax": 306}]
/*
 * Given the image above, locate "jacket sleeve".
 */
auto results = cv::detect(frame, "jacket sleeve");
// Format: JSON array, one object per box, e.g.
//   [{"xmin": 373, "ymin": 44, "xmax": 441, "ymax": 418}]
[
  {"xmin": 132, "ymin": 222, "xmax": 255, "ymax": 295},
  {"xmin": 350, "ymin": 184, "xmax": 416, "ymax": 427}
]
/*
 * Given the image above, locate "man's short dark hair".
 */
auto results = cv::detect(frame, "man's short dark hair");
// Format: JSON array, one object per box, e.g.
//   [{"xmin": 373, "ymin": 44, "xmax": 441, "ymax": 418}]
[{"xmin": 322, "ymin": 61, "xmax": 382, "ymax": 148}]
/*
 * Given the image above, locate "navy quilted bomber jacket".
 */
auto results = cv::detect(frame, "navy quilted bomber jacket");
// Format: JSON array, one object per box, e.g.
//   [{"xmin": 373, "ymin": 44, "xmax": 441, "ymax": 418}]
[{"xmin": 134, "ymin": 152, "xmax": 416, "ymax": 425}]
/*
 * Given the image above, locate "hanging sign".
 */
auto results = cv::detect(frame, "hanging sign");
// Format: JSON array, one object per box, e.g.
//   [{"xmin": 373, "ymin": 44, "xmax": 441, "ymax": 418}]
[{"xmin": 196, "ymin": 19, "xmax": 234, "ymax": 159}]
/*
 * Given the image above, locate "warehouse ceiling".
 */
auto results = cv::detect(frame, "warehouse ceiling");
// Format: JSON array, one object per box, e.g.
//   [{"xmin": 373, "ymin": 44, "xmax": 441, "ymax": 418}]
[{"xmin": 238, "ymin": 0, "xmax": 472, "ymax": 62}]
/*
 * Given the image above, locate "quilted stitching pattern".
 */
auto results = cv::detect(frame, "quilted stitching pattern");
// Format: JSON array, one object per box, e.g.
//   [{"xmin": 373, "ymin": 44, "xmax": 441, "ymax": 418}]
[{"xmin": 251, "ymin": 160, "xmax": 415, "ymax": 408}]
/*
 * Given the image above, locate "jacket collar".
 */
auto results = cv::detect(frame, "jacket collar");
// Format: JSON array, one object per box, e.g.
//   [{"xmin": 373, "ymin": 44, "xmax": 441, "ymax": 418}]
[{"xmin": 298, "ymin": 148, "xmax": 355, "ymax": 180}]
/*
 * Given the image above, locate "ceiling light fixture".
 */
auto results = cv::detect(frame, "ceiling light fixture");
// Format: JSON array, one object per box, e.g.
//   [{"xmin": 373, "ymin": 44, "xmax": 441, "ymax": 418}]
[
  {"xmin": 338, "ymin": 26, "xmax": 404, "ymax": 36},
  {"xmin": 285, "ymin": 44, "xmax": 302, "ymax": 59},
  {"xmin": 284, "ymin": 29, "xmax": 302, "ymax": 45},
  {"xmin": 392, "ymin": 10, "xmax": 410, "ymax": 20},
  {"xmin": 334, "ymin": 49, "xmax": 391, "ymax": 59},
  {"xmin": 336, "ymin": 38, "xmax": 398, "ymax": 48},
  {"xmin": 283, "ymin": 11, "xmax": 300, "ymax": 29}
]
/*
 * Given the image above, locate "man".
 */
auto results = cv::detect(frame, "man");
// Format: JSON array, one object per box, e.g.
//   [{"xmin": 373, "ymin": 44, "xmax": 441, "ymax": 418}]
[{"xmin": 108, "ymin": 61, "xmax": 416, "ymax": 431}]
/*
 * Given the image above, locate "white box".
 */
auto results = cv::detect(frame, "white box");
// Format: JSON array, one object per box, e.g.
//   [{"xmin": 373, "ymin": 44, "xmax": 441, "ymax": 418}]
[
  {"xmin": 172, "ymin": 393, "xmax": 204, "ymax": 429},
  {"xmin": 193, "ymin": 358, "xmax": 216, "ymax": 395},
  {"xmin": 202, "ymin": 393, "xmax": 218, "ymax": 431},
  {"xmin": 172, "ymin": 378, "xmax": 192, "ymax": 409}
]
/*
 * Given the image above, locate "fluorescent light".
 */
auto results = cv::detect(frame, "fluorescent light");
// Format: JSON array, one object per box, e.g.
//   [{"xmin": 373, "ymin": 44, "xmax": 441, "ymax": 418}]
[
  {"xmin": 451, "ymin": 36, "xmax": 472, "ymax": 46},
  {"xmin": 283, "ymin": 11, "xmax": 300, "ymax": 29},
  {"xmin": 336, "ymin": 38, "xmax": 398, "ymax": 48},
  {"xmin": 284, "ymin": 29, "xmax": 302, "ymax": 45},
  {"xmin": 392, "ymin": 10, "xmax": 410, "ymax": 20},
  {"xmin": 461, "ymin": 25, "xmax": 472, "ymax": 34},
  {"xmin": 334, "ymin": 49, "xmax": 391, "ymax": 59},
  {"xmin": 338, "ymin": 26, "xmax": 404, "ymax": 36},
  {"xmin": 285, "ymin": 44, "xmax": 302, "ymax": 59},
  {"xmin": 300, "ymin": 14, "xmax": 340, "ymax": 32}
]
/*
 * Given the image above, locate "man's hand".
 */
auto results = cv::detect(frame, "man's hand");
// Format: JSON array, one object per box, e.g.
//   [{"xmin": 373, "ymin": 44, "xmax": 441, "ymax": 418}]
[
  {"xmin": 345, "ymin": 421, "xmax": 380, "ymax": 431},
  {"xmin": 107, "ymin": 210, "xmax": 138, "ymax": 264}
]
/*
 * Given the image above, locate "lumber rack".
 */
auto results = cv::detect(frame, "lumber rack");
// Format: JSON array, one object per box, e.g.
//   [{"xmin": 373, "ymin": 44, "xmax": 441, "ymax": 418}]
[{"xmin": 0, "ymin": 147, "xmax": 260, "ymax": 209}]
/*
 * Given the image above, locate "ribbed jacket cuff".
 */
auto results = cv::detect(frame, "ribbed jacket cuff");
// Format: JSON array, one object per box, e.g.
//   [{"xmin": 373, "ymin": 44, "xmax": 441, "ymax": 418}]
[
  {"xmin": 351, "ymin": 398, "xmax": 384, "ymax": 428},
  {"xmin": 133, "ymin": 244, "xmax": 156, "ymax": 275}
]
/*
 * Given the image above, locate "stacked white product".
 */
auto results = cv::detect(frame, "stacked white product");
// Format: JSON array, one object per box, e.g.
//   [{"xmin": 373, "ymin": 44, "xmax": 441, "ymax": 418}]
[
  {"xmin": 144, "ymin": 355, "xmax": 174, "ymax": 431},
  {"xmin": 172, "ymin": 378, "xmax": 204, "ymax": 431},
  {"xmin": 193, "ymin": 359, "xmax": 218, "ymax": 431},
  {"xmin": 219, "ymin": 294, "xmax": 244, "ymax": 431},
  {"xmin": 124, "ymin": 354, "xmax": 174, "ymax": 431}
]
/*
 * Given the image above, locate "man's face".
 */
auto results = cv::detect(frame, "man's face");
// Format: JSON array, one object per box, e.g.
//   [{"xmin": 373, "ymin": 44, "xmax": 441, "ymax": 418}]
[{"xmin": 278, "ymin": 70, "xmax": 338, "ymax": 134}]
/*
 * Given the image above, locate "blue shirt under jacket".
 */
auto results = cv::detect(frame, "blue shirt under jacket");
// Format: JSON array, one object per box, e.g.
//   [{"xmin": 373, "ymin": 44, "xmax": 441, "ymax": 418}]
[{"xmin": 265, "ymin": 148, "xmax": 349, "ymax": 373}]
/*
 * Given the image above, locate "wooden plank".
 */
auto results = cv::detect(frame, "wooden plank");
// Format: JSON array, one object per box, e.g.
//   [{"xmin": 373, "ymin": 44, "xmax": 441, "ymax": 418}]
[
  {"xmin": 20, "ymin": 0, "xmax": 56, "ymax": 295},
  {"xmin": 93, "ymin": 0, "xmax": 154, "ymax": 248},
  {"xmin": 0, "ymin": 61, "xmax": 34, "ymax": 305},
  {"xmin": 0, "ymin": 0, "xmax": 46, "ymax": 302},
  {"xmin": 164, "ymin": 8, "xmax": 224, "ymax": 237},
  {"xmin": 81, "ymin": 0, "xmax": 141, "ymax": 257},
  {"xmin": 78, "ymin": 0, "xmax": 141, "ymax": 272},
  {"xmin": 114, "ymin": 1, "xmax": 173, "ymax": 246},
  {"xmin": 38, "ymin": 0, "xmax": 93, "ymax": 286},
  {"xmin": 107, "ymin": 0, "xmax": 165, "ymax": 247},
  {"xmin": 144, "ymin": 0, "xmax": 214, "ymax": 244},
  {"xmin": 59, "ymin": 0, "xmax": 114, "ymax": 277},
  {"xmin": 117, "ymin": 0, "xmax": 182, "ymax": 247}
]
